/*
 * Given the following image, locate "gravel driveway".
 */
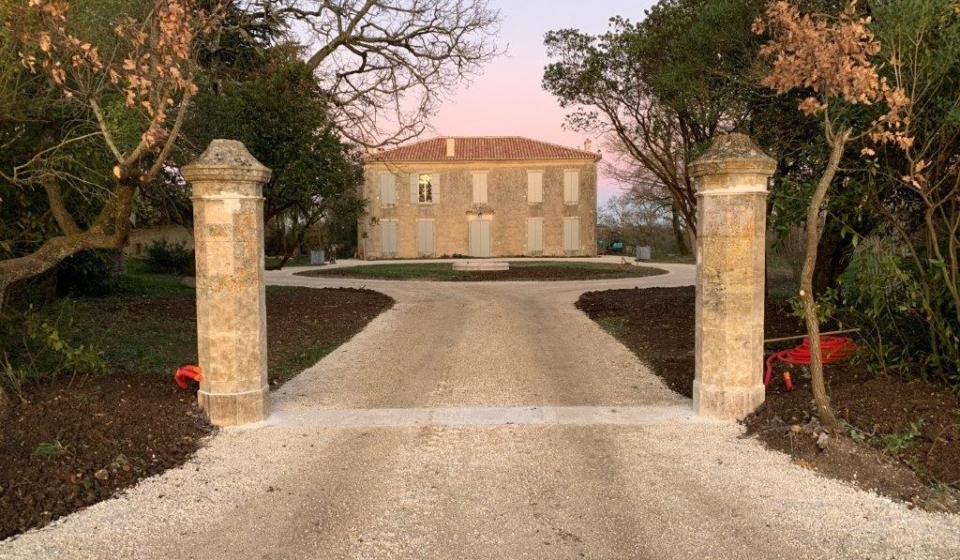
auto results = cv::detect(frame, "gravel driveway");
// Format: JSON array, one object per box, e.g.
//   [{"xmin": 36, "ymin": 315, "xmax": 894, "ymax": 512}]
[{"xmin": 3, "ymin": 259, "xmax": 959, "ymax": 560}]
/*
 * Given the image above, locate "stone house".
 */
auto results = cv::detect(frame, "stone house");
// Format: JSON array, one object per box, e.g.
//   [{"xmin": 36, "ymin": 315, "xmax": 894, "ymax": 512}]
[
  {"xmin": 123, "ymin": 224, "xmax": 193, "ymax": 258},
  {"xmin": 359, "ymin": 136, "xmax": 600, "ymax": 259}
]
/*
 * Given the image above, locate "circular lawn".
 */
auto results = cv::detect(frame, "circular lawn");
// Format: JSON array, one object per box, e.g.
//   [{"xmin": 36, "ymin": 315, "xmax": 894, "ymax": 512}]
[{"xmin": 295, "ymin": 261, "xmax": 667, "ymax": 281}]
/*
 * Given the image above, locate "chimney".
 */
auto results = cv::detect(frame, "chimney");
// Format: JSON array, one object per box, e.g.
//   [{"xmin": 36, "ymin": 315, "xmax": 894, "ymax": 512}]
[
  {"xmin": 446, "ymin": 137, "xmax": 456, "ymax": 157},
  {"xmin": 584, "ymin": 139, "xmax": 593, "ymax": 152}
]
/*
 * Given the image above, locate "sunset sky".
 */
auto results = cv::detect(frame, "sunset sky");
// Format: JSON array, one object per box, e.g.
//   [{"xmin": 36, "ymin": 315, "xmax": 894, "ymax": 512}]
[{"xmin": 430, "ymin": 0, "xmax": 658, "ymax": 205}]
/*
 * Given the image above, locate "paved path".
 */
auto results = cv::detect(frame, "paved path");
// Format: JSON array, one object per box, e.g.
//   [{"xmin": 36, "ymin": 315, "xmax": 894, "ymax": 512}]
[{"xmin": 3, "ymin": 259, "xmax": 960, "ymax": 560}]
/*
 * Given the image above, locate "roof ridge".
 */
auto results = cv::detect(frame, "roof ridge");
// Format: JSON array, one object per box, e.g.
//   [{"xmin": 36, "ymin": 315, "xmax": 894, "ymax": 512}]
[{"xmin": 368, "ymin": 136, "xmax": 601, "ymax": 162}]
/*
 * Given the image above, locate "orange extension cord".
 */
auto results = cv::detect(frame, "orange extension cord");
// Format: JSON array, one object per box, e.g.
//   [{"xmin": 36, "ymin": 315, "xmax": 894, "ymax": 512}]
[
  {"xmin": 174, "ymin": 365, "xmax": 204, "ymax": 389},
  {"xmin": 764, "ymin": 336, "xmax": 858, "ymax": 390}
]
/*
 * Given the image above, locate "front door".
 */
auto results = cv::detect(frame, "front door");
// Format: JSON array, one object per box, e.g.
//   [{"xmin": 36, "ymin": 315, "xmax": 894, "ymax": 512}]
[
  {"xmin": 469, "ymin": 219, "xmax": 491, "ymax": 257},
  {"xmin": 417, "ymin": 220, "xmax": 435, "ymax": 256}
]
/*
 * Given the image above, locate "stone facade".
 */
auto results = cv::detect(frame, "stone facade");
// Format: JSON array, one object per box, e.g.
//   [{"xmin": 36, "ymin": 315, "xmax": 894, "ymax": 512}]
[
  {"xmin": 123, "ymin": 225, "xmax": 193, "ymax": 258},
  {"xmin": 359, "ymin": 137, "xmax": 600, "ymax": 259},
  {"xmin": 689, "ymin": 134, "xmax": 775, "ymax": 421}
]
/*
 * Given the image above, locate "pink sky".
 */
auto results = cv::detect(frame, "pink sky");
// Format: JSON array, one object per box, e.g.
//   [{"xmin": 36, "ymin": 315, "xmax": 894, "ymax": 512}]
[{"xmin": 429, "ymin": 0, "xmax": 657, "ymax": 206}]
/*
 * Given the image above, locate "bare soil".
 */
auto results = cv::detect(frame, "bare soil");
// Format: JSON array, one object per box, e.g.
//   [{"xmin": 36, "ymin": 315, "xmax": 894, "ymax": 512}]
[
  {"xmin": 576, "ymin": 286, "xmax": 960, "ymax": 513},
  {"xmin": 0, "ymin": 287, "xmax": 393, "ymax": 540}
]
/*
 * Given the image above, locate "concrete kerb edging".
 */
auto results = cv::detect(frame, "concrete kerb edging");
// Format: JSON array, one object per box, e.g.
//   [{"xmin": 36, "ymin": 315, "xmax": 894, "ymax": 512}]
[{"xmin": 228, "ymin": 405, "xmax": 726, "ymax": 431}]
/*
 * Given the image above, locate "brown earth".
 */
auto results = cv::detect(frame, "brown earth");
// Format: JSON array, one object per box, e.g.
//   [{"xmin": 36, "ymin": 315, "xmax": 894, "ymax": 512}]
[
  {"xmin": 576, "ymin": 286, "xmax": 960, "ymax": 513},
  {"xmin": 0, "ymin": 287, "xmax": 393, "ymax": 540}
]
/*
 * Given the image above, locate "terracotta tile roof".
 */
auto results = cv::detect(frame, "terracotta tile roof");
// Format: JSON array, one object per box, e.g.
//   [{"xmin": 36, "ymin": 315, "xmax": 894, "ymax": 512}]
[{"xmin": 367, "ymin": 137, "xmax": 600, "ymax": 162}]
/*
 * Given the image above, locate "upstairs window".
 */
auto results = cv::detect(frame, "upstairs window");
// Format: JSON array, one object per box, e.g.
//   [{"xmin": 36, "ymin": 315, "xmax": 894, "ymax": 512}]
[
  {"xmin": 418, "ymin": 173, "xmax": 433, "ymax": 203},
  {"xmin": 527, "ymin": 171, "xmax": 543, "ymax": 204},
  {"xmin": 563, "ymin": 170, "xmax": 580, "ymax": 204},
  {"xmin": 379, "ymin": 173, "xmax": 396, "ymax": 205},
  {"xmin": 472, "ymin": 172, "xmax": 488, "ymax": 205}
]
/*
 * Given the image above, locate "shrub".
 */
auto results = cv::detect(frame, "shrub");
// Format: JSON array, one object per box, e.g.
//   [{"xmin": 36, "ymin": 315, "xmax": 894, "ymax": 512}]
[
  {"xmin": 843, "ymin": 237, "xmax": 960, "ymax": 384},
  {"xmin": 144, "ymin": 240, "xmax": 195, "ymax": 276},
  {"xmin": 0, "ymin": 305, "xmax": 110, "ymax": 400},
  {"xmin": 56, "ymin": 250, "xmax": 123, "ymax": 297}
]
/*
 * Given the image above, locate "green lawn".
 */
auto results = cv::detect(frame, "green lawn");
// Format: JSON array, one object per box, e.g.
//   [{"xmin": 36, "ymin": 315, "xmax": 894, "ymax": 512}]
[
  {"xmin": 297, "ymin": 261, "xmax": 667, "ymax": 281},
  {"xmin": 5, "ymin": 268, "xmax": 391, "ymax": 387},
  {"xmin": 265, "ymin": 254, "xmax": 317, "ymax": 268}
]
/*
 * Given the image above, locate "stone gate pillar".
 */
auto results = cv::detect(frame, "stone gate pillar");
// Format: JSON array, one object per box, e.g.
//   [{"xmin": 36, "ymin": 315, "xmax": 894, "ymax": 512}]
[
  {"xmin": 182, "ymin": 140, "xmax": 272, "ymax": 426},
  {"xmin": 689, "ymin": 134, "xmax": 775, "ymax": 420}
]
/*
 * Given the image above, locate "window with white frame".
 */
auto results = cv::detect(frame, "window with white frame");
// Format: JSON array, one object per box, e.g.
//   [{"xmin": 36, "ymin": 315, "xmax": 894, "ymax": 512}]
[
  {"xmin": 472, "ymin": 172, "xmax": 488, "ymax": 205},
  {"xmin": 527, "ymin": 171, "xmax": 543, "ymax": 204},
  {"xmin": 418, "ymin": 173, "xmax": 433, "ymax": 203},
  {"xmin": 563, "ymin": 170, "xmax": 580, "ymax": 204},
  {"xmin": 379, "ymin": 173, "xmax": 396, "ymax": 205}
]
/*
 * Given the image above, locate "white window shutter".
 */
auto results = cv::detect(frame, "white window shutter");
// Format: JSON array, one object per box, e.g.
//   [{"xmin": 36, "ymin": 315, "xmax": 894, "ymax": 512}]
[
  {"xmin": 433, "ymin": 173, "xmax": 440, "ymax": 203},
  {"xmin": 380, "ymin": 173, "xmax": 396, "ymax": 205},
  {"xmin": 527, "ymin": 218, "xmax": 543, "ymax": 253},
  {"xmin": 473, "ymin": 173, "xmax": 489, "ymax": 205},
  {"xmin": 563, "ymin": 217, "xmax": 580, "ymax": 250},
  {"xmin": 410, "ymin": 173, "xmax": 419, "ymax": 204},
  {"xmin": 381, "ymin": 221, "xmax": 398, "ymax": 254},
  {"xmin": 528, "ymin": 171, "xmax": 543, "ymax": 203},
  {"xmin": 564, "ymin": 171, "xmax": 580, "ymax": 204}
]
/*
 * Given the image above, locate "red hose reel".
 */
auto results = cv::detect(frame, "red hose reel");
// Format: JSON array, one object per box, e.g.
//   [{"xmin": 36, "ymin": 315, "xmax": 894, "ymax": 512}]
[{"xmin": 764, "ymin": 336, "xmax": 858, "ymax": 390}]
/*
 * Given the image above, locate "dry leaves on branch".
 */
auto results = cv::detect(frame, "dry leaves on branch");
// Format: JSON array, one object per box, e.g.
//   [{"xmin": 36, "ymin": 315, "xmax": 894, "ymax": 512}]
[
  {"xmin": 11, "ymin": 0, "xmax": 220, "ymax": 152},
  {"xmin": 754, "ymin": 0, "xmax": 913, "ymax": 154}
]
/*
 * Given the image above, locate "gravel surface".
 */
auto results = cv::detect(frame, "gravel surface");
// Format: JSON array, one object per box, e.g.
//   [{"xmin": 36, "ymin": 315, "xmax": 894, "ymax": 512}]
[{"xmin": 3, "ymin": 259, "xmax": 959, "ymax": 560}]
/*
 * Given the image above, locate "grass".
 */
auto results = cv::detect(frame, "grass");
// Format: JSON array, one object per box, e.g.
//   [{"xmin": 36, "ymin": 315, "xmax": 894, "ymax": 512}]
[
  {"xmin": 878, "ymin": 420, "xmax": 925, "ymax": 454},
  {"xmin": 265, "ymin": 255, "xmax": 318, "ymax": 268},
  {"xmin": 32, "ymin": 441, "xmax": 72, "ymax": 458},
  {"xmin": 6, "ymin": 266, "xmax": 356, "ymax": 384},
  {"xmin": 647, "ymin": 253, "xmax": 696, "ymax": 264},
  {"xmin": 300, "ymin": 261, "xmax": 665, "ymax": 281}
]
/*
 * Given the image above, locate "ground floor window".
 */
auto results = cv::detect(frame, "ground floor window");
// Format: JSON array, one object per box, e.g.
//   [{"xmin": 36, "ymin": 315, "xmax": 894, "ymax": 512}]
[
  {"xmin": 563, "ymin": 217, "xmax": 580, "ymax": 251},
  {"xmin": 527, "ymin": 218, "xmax": 543, "ymax": 254},
  {"xmin": 380, "ymin": 220, "xmax": 398, "ymax": 255},
  {"xmin": 416, "ymin": 220, "xmax": 435, "ymax": 256}
]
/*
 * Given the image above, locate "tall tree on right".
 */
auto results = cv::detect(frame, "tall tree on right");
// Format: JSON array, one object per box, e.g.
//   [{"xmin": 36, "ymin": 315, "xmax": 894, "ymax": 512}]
[
  {"xmin": 754, "ymin": 0, "xmax": 912, "ymax": 428},
  {"xmin": 542, "ymin": 0, "xmax": 763, "ymax": 254}
]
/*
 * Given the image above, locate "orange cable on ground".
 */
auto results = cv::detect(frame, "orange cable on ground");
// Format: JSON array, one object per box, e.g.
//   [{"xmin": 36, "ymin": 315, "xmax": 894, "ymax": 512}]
[
  {"xmin": 174, "ymin": 365, "xmax": 204, "ymax": 389},
  {"xmin": 764, "ymin": 336, "xmax": 858, "ymax": 389}
]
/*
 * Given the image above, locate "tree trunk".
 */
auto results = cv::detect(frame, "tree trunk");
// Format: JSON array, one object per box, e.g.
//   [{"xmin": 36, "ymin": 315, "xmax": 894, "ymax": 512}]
[
  {"xmin": 0, "ymin": 182, "xmax": 137, "ymax": 306},
  {"xmin": 812, "ymin": 218, "xmax": 855, "ymax": 296},
  {"xmin": 672, "ymin": 202, "xmax": 690, "ymax": 255},
  {"xmin": 799, "ymin": 128, "xmax": 850, "ymax": 431}
]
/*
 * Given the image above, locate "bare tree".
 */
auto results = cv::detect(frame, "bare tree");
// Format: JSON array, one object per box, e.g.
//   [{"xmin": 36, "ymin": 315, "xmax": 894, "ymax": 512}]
[
  {"xmin": 602, "ymin": 137, "xmax": 691, "ymax": 253},
  {"xmin": 240, "ymin": 0, "xmax": 503, "ymax": 145}
]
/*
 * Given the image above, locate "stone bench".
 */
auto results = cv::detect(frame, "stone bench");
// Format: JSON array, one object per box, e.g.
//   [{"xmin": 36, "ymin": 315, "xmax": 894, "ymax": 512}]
[{"xmin": 452, "ymin": 261, "xmax": 510, "ymax": 272}]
